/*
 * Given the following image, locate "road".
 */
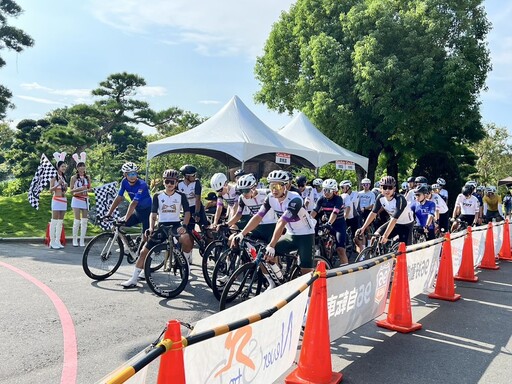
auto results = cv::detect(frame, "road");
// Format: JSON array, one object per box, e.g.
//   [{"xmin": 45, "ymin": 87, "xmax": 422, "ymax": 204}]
[{"xmin": 0, "ymin": 240, "xmax": 511, "ymax": 383}]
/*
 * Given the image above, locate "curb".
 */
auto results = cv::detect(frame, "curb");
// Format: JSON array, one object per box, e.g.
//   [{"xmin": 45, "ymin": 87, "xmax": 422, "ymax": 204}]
[{"xmin": 0, "ymin": 237, "xmax": 95, "ymax": 243}]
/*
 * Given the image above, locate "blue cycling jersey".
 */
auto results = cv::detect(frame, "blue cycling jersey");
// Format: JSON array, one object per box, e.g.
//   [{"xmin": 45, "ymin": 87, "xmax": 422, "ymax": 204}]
[
  {"xmin": 410, "ymin": 200, "xmax": 436, "ymax": 229},
  {"xmin": 118, "ymin": 178, "xmax": 152, "ymax": 210}
]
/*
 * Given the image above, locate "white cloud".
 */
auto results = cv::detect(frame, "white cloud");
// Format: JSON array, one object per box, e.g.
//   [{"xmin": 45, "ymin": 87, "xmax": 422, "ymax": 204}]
[
  {"xmin": 17, "ymin": 95, "xmax": 66, "ymax": 105},
  {"xmin": 138, "ymin": 86, "xmax": 167, "ymax": 97},
  {"xmin": 88, "ymin": 0, "xmax": 295, "ymax": 57},
  {"xmin": 20, "ymin": 82, "xmax": 53, "ymax": 91},
  {"xmin": 199, "ymin": 100, "xmax": 220, "ymax": 105}
]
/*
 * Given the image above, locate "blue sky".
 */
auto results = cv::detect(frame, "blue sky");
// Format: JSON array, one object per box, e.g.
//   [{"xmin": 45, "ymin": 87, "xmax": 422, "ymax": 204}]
[{"xmin": 3, "ymin": 0, "xmax": 511, "ymax": 136}]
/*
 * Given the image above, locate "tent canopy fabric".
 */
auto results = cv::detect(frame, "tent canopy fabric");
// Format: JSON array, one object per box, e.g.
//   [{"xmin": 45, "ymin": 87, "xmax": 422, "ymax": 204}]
[
  {"xmin": 278, "ymin": 112, "xmax": 369, "ymax": 171},
  {"xmin": 498, "ymin": 177, "xmax": 512, "ymax": 186},
  {"xmin": 146, "ymin": 96, "xmax": 318, "ymax": 168}
]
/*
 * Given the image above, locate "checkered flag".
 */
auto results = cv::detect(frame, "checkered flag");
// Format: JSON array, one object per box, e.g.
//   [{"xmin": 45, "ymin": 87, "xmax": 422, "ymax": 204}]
[
  {"xmin": 93, "ymin": 182, "xmax": 119, "ymax": 229},
  {"xmin": 28, "ymin": 154, "xmax": 58, "ymax": 209}
]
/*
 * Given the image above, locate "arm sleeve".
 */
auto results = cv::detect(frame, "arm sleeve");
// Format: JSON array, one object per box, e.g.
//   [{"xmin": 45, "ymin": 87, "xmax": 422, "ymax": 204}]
[
  {"xmin": 151, "ymin": 193, "xmax": 159, "ymax": 214},
  {"xmin": 392, "ymin": 195, "xmax": 408, "ymax": 219},
  {"xmin": 257, "ymin": 196, "xmax": 272, "ymax": 217},
  {"xmin": 194, "ymin": 180, "xmax": 202, "ymax": 195},
  {"xmin": 181, "ymin": 193, "xmax": 190, "ymax": 212},
  {"xmin": 372, "ymin": 195, "xmax": 383, "ymax": 213}
]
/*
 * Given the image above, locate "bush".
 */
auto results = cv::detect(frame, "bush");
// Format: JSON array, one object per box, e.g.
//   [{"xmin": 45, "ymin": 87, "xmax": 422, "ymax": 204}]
[{"xmin": 1, "ymin": 179, "xmax": 24, "ymax": 196}]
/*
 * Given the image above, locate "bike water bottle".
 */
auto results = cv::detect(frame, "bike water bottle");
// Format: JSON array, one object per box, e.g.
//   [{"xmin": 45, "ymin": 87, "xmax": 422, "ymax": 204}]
[
  {"xmin": 269, "ymin": 263, "xmax": 283, "ymax": 282},
  {"xmin": 246, "ymin": 242, "xmax": 257, "ymax": 260},
  {"xmin": 126, "ymin": 234, "xmax": 135, "ymax": 248}
]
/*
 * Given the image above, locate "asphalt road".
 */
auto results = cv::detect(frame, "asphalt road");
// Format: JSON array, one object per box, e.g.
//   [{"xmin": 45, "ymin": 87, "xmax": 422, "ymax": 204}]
[{"xmin": 0, "ymin": 240, "xmax": 511, "ymax": 384}]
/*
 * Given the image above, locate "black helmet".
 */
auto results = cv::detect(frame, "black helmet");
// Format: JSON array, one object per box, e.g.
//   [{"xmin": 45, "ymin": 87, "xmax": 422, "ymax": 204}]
[
  {"xmin": 295, "ymin": 175, "xmax": 307, "ymax": 187},
  {"xmin": 462, "ymin": 185, "xmax": 472, "ymax": 196},
  {"xmin": 180, "ymin": 164, "xmax": 197, "ymax": 175},
  {"xmin": 415, "ymin": 176, "xmax": 428, "ymax": 185},
  {"xmin": 407, "ymin": 177, "xmax": 415, "ymax": 183},
  {"xmin": 234, "ymin": 169, "xmax": 245, "ymax": 178},
  {"xmin": 414, "ymin": 185, "xmax": 429, "ymax": 195}
]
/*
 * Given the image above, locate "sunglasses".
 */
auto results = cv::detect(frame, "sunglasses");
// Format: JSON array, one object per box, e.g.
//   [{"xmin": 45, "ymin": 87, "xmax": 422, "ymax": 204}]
[
  {"xmin": 270, "ymin": 182, "xmax": 285, "ymax": 190},
  {"xmin": 323, "ymin": 188, "xmax": 335, "ymax": 194},
  {"xmin": 127, "ymin": 172, "xmax": 138, "ymax": 177},
  {"xmin": 362, "ymin": 183, "xmax": 370, "ymax": 186},
  {"xmin": 164, "ymin": 179, "xmax": 177, "ymax": 185},
  {"xmin": 382, "ymin": 185, "xmax": 394, "ymax": 190},
  {"xmin": 186, "ymin": 173, "xmax": 196, "ymax": 177},
  {"xmin": 239, "ymin": 188, "xmax": 252, "ymax": 194},
  {"xmin": 297, "ymin": 184, "xmax": 305, "ymax": 188}
]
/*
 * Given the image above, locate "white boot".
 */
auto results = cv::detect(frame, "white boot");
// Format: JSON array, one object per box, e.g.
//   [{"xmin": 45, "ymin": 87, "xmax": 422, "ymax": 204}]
[
  {"xmin": 80, "ymin": 218, "xmax": 88, "ymax": 247},
  {"xmin": 49, "ymin": 219, "xmax": 60, "ymax": 249},
  {"xmin": 55, "ymin": 219, "xmax": 65, "ymax": 248},
  {"xmin": 72, "ymin": 219, "xmax": 80, "ymax": 247}
]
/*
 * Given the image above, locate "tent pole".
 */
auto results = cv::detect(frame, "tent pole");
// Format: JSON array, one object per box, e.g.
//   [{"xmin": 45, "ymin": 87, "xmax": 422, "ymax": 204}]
[{"xmin": 145, "ymin": 159, "xmax": 150, "ymax": 182}]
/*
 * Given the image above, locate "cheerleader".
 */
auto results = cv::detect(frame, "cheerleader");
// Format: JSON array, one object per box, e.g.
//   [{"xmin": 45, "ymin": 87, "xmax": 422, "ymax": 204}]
[
  {"xmin": 49, "ymin": 152, "xmax": 68, "ymax": 249},
  {"xmin": 70, "ymin": 152, "xmax": 91, "ymax": 246}
]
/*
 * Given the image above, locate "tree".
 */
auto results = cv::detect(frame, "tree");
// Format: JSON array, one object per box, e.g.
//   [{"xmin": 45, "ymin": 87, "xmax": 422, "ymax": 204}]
[
  {"xmin": 254, "ymin": 0, "xmax": 491, "ymax": 182},
  {"xmin": 0, "ymin": 0, "xmax": 34, "ymax": 119}
]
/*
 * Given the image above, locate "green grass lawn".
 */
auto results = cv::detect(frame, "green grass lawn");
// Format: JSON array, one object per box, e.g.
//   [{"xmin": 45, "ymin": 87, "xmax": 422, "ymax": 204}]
[{"xmin": 0, "ymin": 192, "xmax": 103, "ymax": 238}]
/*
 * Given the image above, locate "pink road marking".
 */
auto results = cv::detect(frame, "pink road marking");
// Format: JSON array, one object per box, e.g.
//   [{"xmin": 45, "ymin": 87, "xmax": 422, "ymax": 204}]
[{"xmin": 0, "ymin": 261, "xmax": 78, "ymax": 384}]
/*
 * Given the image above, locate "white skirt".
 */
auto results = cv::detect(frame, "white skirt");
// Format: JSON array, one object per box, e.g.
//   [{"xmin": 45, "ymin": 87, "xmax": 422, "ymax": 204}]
[
  {"xmin": 52, "ymin": 196, "xmax": 67, "ymax": 211},
  {"xmin": 71, "ymin": 196, "xmax": 89, "ymax": 210}
]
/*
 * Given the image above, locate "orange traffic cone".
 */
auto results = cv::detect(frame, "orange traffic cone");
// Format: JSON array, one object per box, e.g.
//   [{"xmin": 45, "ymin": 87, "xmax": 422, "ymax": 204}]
[
  {"xmin": 455, "ymin": 226, "xmax": 478, "ymax": 282},
  {"xmin": 498, "ymin": 219, "xmax": 512, "ymax": 261},
  {"xmin": 285, "ymin": 261, "xmax": 342, "ymax": 384},
  {"xmin": 479, "ymin": 222, "xmax": 500, "ymax": 270},
  {"xmin": 376, "ymin": 243, "xmax": 422, "ymax": 333},
  {"xmin": 429, "ymin": 233, "xmax": 461, "ymax": 301},
  {"xmin": 44, "ymin": 222, "xmax": 51, "ymax": 246},
  {"xmin": 157, "ymin": 320, "xmax": 186, "ymax": 384}
]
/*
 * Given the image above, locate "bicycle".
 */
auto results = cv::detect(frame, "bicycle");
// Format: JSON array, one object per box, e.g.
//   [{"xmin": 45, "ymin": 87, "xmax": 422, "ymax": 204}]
[
  {"xmin": 82, "ymin": 218, "xmax": 144, "ymax": 280},
  {"xmin": 354, "ymin": 233, "xmax": 399, "ymax": 263},
  {"xmin": 412, "ymin": 225, "xmax": 428, "ymax": 245},
  {"xmin": 219, "ymin": 238, "xmax": 302, "ymax": 311},
  {"xmin": 449, "ymin": 217, "xmax": 470, "ymax": 233},
  {"xmin": 201, "ymin": 224, "xmax": 238, "ymax": 288},
  {"xmin": 143, "ymin": 226, "xmax": 190, "ymax": 298},
  {"xmin": 314, "ymin": 224, "xmax": 337, "ymax": 267}
]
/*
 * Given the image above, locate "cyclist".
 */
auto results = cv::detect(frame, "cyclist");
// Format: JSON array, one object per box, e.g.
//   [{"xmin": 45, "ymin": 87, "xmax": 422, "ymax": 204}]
[
  {"xmin": 311, "ymin": 178, "xmax": 323, "ymax": 207},
  {"xmin": 234, "ymin": 170, "xmax": 316, "ymax": 277},
  {"xmin": 410, "ymin": 185, "xmax": 436, "ymax": 240},
  {"xmin": 121, "ymin": 169, "xmax": 193, "ymax": 288},
  {"xmin": 339, "ymin": 180, "xmax": 360, "ymax": 251},
  {"xmin": 296, "ymin": 175, "xmax": 314, "ymax": 212},
  {"xmin": 431, "ymin": 183, "xmax": 450, "ymax": 233},
  {"xmin": 503, "ymin": 191, "xmax": 512, "ymax": 219},
  {"xmin": 106, "ymin": 162, "xmax": 151, "ymax": 233},
  {"xmin": 451, "ymin": 185, "xmax": 480, "ymax": 231},
  {"xmin": 483, "ymin": 186, "xmax": 503, "ymax": 222},
  {"xmin": 310, "ymin": 179, "xmax": 348, "ymax": 265},
  {"xmin": 355, "ymin": 176, "xmax": 414, "ymax": 245},
  {"xmin": 226, "ymin": 173, "xmax": 276, "ymax": 242},
  {"xmin": 210, "ymin": 172, "xmax": 239, "ymax": 226},
  {"xmin": 356, "ymin": 178, "xmax": 376, "ymax": 251},
  {"xmin": 178, "ymin": 164, "xmax": 208, "ymax": 231},
  {"xmin": 437, "ymin": 177, "xmax": 448, "ymax": 203}
]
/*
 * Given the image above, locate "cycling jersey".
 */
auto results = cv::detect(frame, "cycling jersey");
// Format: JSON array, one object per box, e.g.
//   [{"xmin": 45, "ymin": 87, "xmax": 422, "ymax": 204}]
[
  {"xmin": 313, "ymin": 194, "xmax": 346, "ymax": 224},
  {"xmin": 237, "ymin": 189, "xmax": 276, "ymax": 224},
  {"xmin": 178, "ymin": 179, "xmax": 202, "ymax": 208},
  {"xmin": 373, "ymin": 193, "xmax": 414, "ymax": 224},
  {"xmin": 454, "ymin": 194, "xmax": 480, "ymax": 215},
  {"xmin": 483, "ymin": 194, "xmax": 501, "ymax": 212},
  {"xmin": 118, "ymin": 178, "xmax": 152, "ymax": 210},
  {"xmin": 358, "ymin": 190, "xmax": 376, "ymax": 212},
  {"xmin": 216, "ymin": 184, "xmax": 239, "ymax": 207},
  {"xmin": 431, "ymin": 192, "xmax": 449, "ymax": 214},
  {"xmin": 410, "ymin": 200, "xmax": 436, "ymax": 229},
  {"xmin": 151, "ymin": 190, "xmax": 189, "ymax": 224},
  {"xmin": 342, "ymin": 191, "xmax": 359, "ymax": 220},
  {"xmin": 439, "ymin": 188, "xmax": 448, "ymax": 203},
  {"xmin": 311, "ymin": 188, "xmax": 323, "ymax": 207},
  {"xmin": 300, "ymin": 186, "xmax": 314, "ymax": 212},
  {"xmin": 405, "ymin": 189, "xmax": 416, "ymax": 205},
  {"xmin": 258, "ymin": 191, "xmax": 315, "ymax": 235}
]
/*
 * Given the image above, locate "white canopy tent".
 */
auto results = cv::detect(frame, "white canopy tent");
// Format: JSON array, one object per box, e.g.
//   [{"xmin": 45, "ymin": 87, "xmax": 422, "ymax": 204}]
[
  {"xmin": 278, "ymin": 112, "xmax": 369, "ymax": 171},
  {"xmin": 146, "ymin": 96, "xmax": 318, "ymax": 168}
]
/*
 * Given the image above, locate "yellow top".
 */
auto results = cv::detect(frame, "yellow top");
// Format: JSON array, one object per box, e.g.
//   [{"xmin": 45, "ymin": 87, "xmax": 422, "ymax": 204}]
[{"xmin": 483, "ymin": 194, "xmax": 501, "ymax": 211}]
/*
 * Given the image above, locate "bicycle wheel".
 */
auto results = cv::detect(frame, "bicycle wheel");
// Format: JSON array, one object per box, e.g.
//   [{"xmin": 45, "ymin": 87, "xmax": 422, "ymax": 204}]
[
  {"xmin": 219, "ymin": 262, "xmax": 263, "ymax": 311},
  {"xmin": 82, "ymin": 233, "xmax": 124, "ymax": 280},
  {"xmin": 313, "ymin": 255, "xmax": 333, "ymax": 269},
  {"xmin": 211, "ymin": 248, "xmax": 250, "ymax": 301},
  {"xmin": 201, "ymin": 240, "xmax": 227, "ymax": 288},
  {"xmin": 354, "ymin": 246, "xmax": 376, "ymax": 263},
  {"xmin": 144, "ymin": 243, "xmax": 189, "ymax": 298}
]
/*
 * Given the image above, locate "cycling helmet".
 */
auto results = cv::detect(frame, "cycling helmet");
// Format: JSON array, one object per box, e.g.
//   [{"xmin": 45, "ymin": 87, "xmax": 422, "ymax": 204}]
[
  {"xmin": 436, "ymin": 177, "xmax": 446, "ymax": 186},
  {"xmin": 312, "ymin": 178, "xmax": 323, "ymax": 187},
  {"xmin": 374, "ymin": 181, "xmax": 381, "ymax": 188},
  {"xmin": 487, "ymin": 185, "xmax": 497, "ymax": 194},
  {"xmin": 339, "ymin": 179, "xmax": 352, "ymax": 188},
  {"xmin": 462, "ymin": 185, "xmax": 472, "ymax": 196},
  {"xmin": 401, "ymin": 182, "xmax": 408, "ymax": 190},
  {"xmin": 476, "ymin": 185, "xmax": 484, "ymax": 192},
  {"xmin": 180, "ymin": 164, "xmax": 197, "ymax": 175},
  {"xmin": 415, "ymin": 176, "xmax": 428, "ymax": 185},
  {"xmin": 162, "ymin": 169, "xmax": 179, "ymax": 179},
  {"xmin": 295, "ymin": 175, "xmax": 307, "ymax": 187},
  {"xmin": 432, "ymin": 183, "xmax": 441, "ymax": 190},
  {"xmin": 380, "ymin": 176, "xmax": 396, "ymax": 187},
  {"xmin": 267, "ymin": 170, "xmax": 290, "ymax": 183},
  {"xmin": 322, "ymin": 179, "xmax": 339, "ymax": 190},
  {"xmin": 234, "ymin": 169, "xmax": 245, "ymax": 178},
  {"xmin": 361, "ymin": 178, "xmax": 371, "ymax": 185},
  {"xmin": 210, "ymin": 173, "xmax": 227, "ymax": 191},
  {"xmin": 407, "ymin": 177, "xmax": 415, "ymax": 183},
  {"xmin": 414, "ymin": 185, "xmax": 429, "ymax": 195},
  {"xmin": 121, "ymin": 162, "xmax": 138, "ymax": 173},
  {"xmin": 466, "ymin": 180, "xmax": 477, "ymax": 188},
  {"xmin": 372, "ymin": 187, "xmax": 380, "ymax": 194},
  {"xmin": 237, "ymin": 174, "xmax": 257, "ymax": 189}
]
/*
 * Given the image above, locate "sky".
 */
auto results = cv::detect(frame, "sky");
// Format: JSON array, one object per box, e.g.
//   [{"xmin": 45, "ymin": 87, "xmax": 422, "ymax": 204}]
[{"xmin": 2, "ymin": 0, "xmax": 511, "ymax": 136}]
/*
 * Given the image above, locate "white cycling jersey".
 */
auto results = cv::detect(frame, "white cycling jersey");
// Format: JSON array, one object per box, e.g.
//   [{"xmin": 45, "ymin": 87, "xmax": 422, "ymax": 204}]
[
  {"xmin": 373, "ymin": 193, "xmax": 414, "ymax": 225},
  {"xmin": 431, "ymin": 192, "xmax": 449, "ymax": 214},
  {"xmin": 152, "ymin": 190, "xmax": 189, "ymax": 223},
  {"xmin": 342, "ymin": 191, "xmax": 359, "ymax": 220},
  {"xmin": 237, "ymin": 189, "xmax": 276, "ymax": 224},
  {"xmin": 455, "ymin": 194, "xmax": 480, "ymax": 215}
]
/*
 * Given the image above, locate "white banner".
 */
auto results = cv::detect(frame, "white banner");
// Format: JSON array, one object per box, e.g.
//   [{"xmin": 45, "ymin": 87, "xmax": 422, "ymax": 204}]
[
  {"xmin": 472, "ymin": 226, "xmax": 487, "ymax": 265},
  {"xmin": 327, "ymin": 259, "xmax": 394, "ymax": 341},
  {"xmin": 335, "ymin": 160, "xmax": 355, "ymax": 170},
  {"xmin": 450, "ymin": 233, "xmax": 465, "ymax": 276},
  {"xmin": 406, "ymin": 244, "xmax": 441, "ymax": 298},
  {"xmin": 275, "ymin": 152, "xmax": 291, "ymax": 165},
  {"xmin": 184, "ymin": 274, "xmax": 310, "ymax": 384},
  {"xmin": 493, "ymin": 223, "xmax": 503, "ymax": 255}
]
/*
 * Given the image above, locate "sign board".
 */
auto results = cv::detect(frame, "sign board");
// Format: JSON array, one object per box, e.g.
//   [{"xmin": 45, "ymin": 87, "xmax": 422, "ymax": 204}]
[
  {"xmin": 276, "ymin": 152, "xmax": 291, "ymax": 165},
  {"xmin": 336, "ymin": 160, "xmax": 355, "ymax": 170}
]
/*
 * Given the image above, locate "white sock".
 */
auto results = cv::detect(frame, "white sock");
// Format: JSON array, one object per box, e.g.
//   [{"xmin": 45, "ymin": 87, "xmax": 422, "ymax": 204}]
[
  {"xmin": 131, "ymin": 267, "xmax": 142, "ymax": 281},
  {"xmin": 184, "ymin": 251, "xmax": 192, "ymax": 262}
]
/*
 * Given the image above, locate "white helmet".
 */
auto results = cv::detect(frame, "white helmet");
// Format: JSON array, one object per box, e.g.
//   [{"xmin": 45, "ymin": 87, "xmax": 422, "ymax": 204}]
[
  {"xmin": 374, "ymin": 181, "xmax": 381, "ymax": 188},
  {"xmin": 361, "ymin": 178, "xmax": 371, "ymax": 185},
  {"xmin": 322, "ymin": 179, "xmax": 338, "ymax": 190},
  {"xmin": 436, "ymin": 177, "xmax": 446, "ymax": 186},
  {"xmin": 432, "ymin": 183, "xmax": 441, "ymax": 190},
  {"xmin": 237, "ymin": 174, "xmax": 257, "ymax": 189},
  {"xmin": 210, "ymin": 173, "xmax": 227, "ymax": 191},
  {"xmin": 339, "ymin": 179, "xmax": 352, "ymax": 188},
  {"xmin": 487, "ymin": 185, "xmax": 497, "ymax": 194},
  {"xmin": 312, "ymin": 178, "xmax": 323, "ymax": 187},
  {"xmin": 401, "ymin": 182, "xmax": 408, "ymax": 190},
  {"xmin": 121, "ymin": 162, "xmax": 138, "ymax": 173},
  {"xmin": 267, "ymin": 170, "xmax": 290, "ymax": 183}
]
